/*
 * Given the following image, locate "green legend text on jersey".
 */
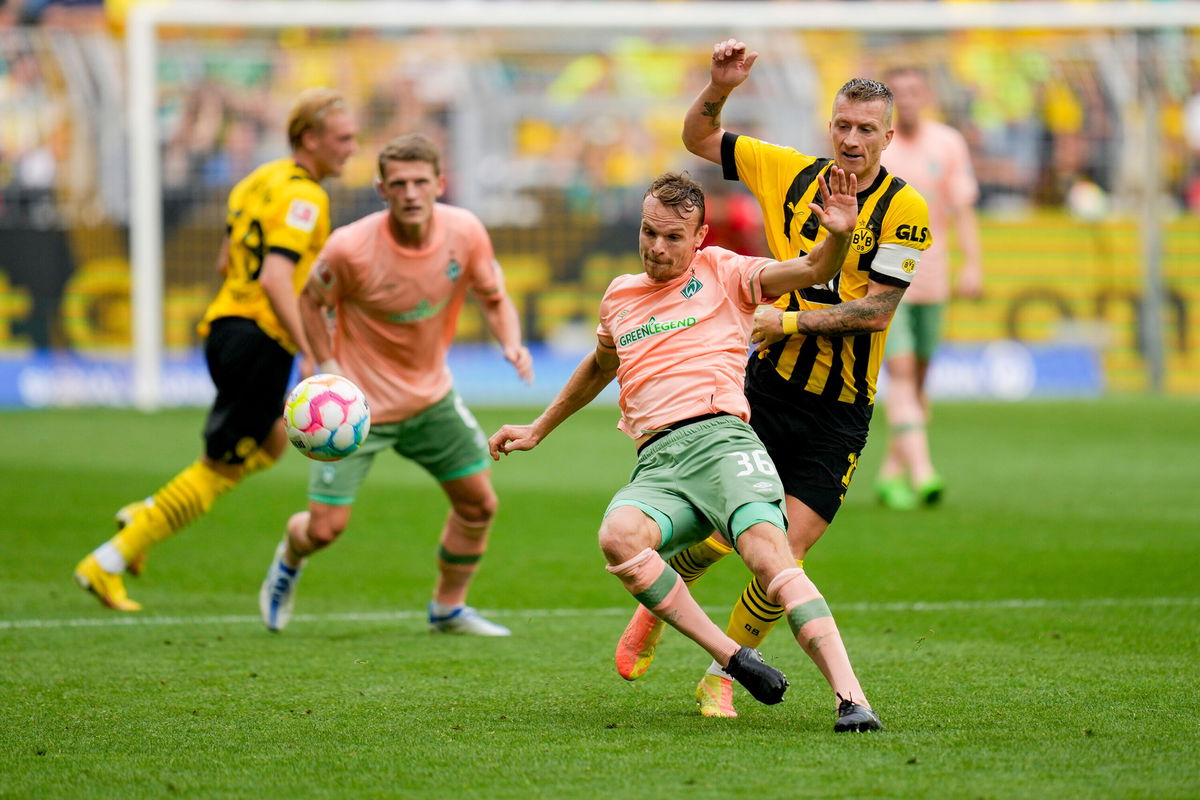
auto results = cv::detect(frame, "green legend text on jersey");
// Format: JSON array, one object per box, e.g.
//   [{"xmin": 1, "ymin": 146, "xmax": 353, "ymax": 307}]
[{"xmin": 618, "ymin": 315, "xmax": 698, "ymax": 347}]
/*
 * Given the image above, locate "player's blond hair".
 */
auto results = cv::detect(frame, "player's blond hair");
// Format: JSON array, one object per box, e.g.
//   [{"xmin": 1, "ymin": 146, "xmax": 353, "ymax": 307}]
[
  {"xmin": 377, "ymin": 133, "xmax": 442, "ymax": 179},
  {"xmin": 644, "ymin": 172, "xmax": 706, "ymax": 230},
  {"xmin": 286, "ymin": 88, "xmax": 347, "ymax": 150},
  {"xmin": 834, "ymin": 77, "xmax": 894, "ymax": 123}
]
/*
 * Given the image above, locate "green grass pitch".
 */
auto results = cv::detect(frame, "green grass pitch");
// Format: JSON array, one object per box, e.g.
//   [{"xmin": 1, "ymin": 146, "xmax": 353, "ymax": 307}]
[{"xmin": 1, "ymin": 398, "xmax": 1197, "ymax": 799}]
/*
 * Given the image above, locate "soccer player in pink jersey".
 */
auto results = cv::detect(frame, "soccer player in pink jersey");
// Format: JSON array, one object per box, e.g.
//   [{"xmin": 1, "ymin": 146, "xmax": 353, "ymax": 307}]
[
  {"xmin": 875, "ymin": 66, "xmax": 985, "ymax": 509},
  {"xmin": 616, "ymin": 41, "xmax": 932, "ymax": 720},
  {"xmin": 259, "ymin": 134, "xmax": 533, "ymax": 636},
  {"xmin": 489, "ymin": 170, "xmax": 882, "ymax": 732}
]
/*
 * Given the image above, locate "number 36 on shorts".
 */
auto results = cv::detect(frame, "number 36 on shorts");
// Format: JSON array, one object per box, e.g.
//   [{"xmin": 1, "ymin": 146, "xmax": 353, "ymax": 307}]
[{"xmin": 730, "ymin": 449, "xmax": 777, "ymax": 476}]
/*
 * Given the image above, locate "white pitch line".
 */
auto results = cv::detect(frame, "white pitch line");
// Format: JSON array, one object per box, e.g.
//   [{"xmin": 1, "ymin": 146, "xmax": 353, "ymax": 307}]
[{"xmin": 1, "ymin": 596, "xmax": 1197, "ymax": 631}]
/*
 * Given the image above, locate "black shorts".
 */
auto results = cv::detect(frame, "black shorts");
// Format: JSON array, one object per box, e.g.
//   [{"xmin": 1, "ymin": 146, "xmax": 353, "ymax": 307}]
[
  {"xmin": 202, "ymin": 317, "xmax": 295, "ymax": 465},
  {"xmin": 745, "ymin": 362, "xmax": 873, "ymax": 523}
]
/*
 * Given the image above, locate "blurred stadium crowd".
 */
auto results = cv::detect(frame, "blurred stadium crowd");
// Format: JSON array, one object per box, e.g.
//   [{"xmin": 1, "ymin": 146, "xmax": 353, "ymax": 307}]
[
  {"xmin": 0, "ymin": 1, "xmax": 1197, "ymax": 394},
  {"xmin": 4, "ymin": 4, "xmax": 1199, "ymax": 227}
]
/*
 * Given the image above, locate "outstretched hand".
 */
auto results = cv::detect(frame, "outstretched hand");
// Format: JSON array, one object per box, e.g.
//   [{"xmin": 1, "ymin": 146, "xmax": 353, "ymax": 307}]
[
  {"xmin": 809, "ymin": 166, "xmax": 858, "ymax": 236},
  {"xmin": 487, "ymin": 423, "xmax": 541, "ymax": 461},
  {"xmin": 710, "ymin": 38, "xmax": 757, "ymax": 90}
]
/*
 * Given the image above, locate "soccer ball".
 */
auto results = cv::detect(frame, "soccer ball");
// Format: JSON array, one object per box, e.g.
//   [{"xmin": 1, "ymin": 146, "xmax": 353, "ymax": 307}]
[{"xmin": 283, "ymin": 374, "xmax": 371, "ymax": 462}]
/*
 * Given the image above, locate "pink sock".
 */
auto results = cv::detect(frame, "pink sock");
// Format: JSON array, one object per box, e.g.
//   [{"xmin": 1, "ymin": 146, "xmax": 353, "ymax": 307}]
[
  {"xmin": 435, "ymin": 511, "xmax": 489, "ymax": 607},
  {"xmin": 607, "ymin": 548, "xmax": 738, "ymax": 665},
  {"xmin": 767, "ymin": 567, "xmax": 866, "ymax": 705}
]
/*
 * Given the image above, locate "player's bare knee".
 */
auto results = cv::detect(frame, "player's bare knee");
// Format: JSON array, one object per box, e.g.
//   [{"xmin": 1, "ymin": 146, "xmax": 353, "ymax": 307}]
[
  {"xmin": 307, "ymin": 522, "xmax": 342, "ymax": 549},
  {"xmin": 451, "ymin": 493, "xmax": 497, "ymax": 526},
  {"xmin": 304, "ymin": 505, "xmax": 349, "ymax": 549},
  {"xmin": 598, "ymin": 506, "xmax": 659, "ymax": 563},
  {"xmin": 736, "ymin": 522, "xmax": 792, "ymax": 581}
]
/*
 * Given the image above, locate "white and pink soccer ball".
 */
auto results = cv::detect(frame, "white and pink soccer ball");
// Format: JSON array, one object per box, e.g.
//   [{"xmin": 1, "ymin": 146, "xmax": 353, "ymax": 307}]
[{"xmin": 283, "ymin": 374, "xmax": 371, "ymax": 462}]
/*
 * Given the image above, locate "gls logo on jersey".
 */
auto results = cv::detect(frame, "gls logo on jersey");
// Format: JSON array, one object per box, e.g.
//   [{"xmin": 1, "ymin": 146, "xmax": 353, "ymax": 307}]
[
  {"xmin": 285, "ymin": 198, "xmax": 319, "ymax": 233},
  {"xmin": 895, "ymin": 224, "xmax": 930, "ymax": 244}
]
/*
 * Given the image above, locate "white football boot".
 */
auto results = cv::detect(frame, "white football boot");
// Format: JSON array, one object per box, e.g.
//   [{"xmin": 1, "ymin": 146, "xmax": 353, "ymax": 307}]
[
  {"xmin": 259, "ymin": 540, "xmax": 303, "ymax": 632},
  {"xmin": 427, "ymin": 603, "xmax": 511, "ymax": 636}
]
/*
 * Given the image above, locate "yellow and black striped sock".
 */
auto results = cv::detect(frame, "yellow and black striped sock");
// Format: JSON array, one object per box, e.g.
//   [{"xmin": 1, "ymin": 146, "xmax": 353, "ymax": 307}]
[
  {"xmin": 667, "ymin": 535, "xmax": 734, "ymax": 586},
  {"xmin": 112, "ymin": 461, "xmax": 236, "ymax": 561},
  {"xmin": 726, "ymin": 559, "xmax": 804, "ymax": 648}
]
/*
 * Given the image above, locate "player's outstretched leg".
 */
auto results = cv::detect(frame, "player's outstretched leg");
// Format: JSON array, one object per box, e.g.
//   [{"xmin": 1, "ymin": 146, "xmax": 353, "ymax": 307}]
[
  {"xmin": 606, "ymin": 547, "xmax": 788, "ymax": 707},
  {"xmin": 75, "ymin": 460, "xmax": 236, "ymax": 611},
  {"xmin": 614, "ymin": 535, "xmax": 733, "ymax": 680}
]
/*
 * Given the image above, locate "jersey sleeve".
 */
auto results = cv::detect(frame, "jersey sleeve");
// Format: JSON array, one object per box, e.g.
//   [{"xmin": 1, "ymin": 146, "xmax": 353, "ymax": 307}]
[
  {"xmin": 706, "ymin": 247, "xmax": 776, "ymax": 311},
  {"xmin": 871, "ymin": 186, "xmax": 933, "ymax": 287},
  {"xmin": 264, "ymin": 180, "xmax": 330, "ymax": 262},
  {"xmin": 725, "ymin": 133, "xmax": 818, "ymax": 209},
  {"xmin": 463, "ymin": 212, "xmax": 504, "ymax": 297},
  {"xmin": 594, "ymin": 278, "xmax": 624, "ymax": 347}
]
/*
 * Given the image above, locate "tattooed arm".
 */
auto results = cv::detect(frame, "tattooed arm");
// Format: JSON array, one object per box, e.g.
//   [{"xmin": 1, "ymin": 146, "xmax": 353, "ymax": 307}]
[
  {"xmin": 682, "ymin": 38, "xmax": 759, "ymax": 163},
  {"xmin": 750, "ymin": 281, "xmax": 907, "ymax": 346}
]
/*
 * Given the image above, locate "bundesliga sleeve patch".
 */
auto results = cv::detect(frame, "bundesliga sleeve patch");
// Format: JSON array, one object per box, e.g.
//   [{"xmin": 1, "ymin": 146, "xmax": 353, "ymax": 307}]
[{"xmin": 285, "ymin": 198, "xmax": 320, "ymax": 233}]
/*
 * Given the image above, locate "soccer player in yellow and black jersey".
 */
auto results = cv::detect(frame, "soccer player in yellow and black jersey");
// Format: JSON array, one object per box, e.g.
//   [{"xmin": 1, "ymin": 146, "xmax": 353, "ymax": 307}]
[
  {"xmin": 74, "ymin": 88, "xmax": 358, "ymax": 611},
  {"xmin": 615, "ymin": 39, "xmax": 931, "ymax": 728}
]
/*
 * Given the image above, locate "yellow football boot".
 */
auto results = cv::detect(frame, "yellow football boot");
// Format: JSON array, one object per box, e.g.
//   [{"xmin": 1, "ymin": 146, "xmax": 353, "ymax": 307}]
[
  {"xmin": 74, "ymin": 553, "xmax": 142, "ymax": 611},
  {"xmin": 695, "ymin": 673, "xmax": 738, "ymax": 718}
]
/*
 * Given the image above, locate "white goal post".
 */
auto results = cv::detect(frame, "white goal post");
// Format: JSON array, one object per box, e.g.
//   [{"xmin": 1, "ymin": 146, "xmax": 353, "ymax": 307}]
[{"xmin": 126, "ymin": 0, "xmax": 1200, "ymax": 409}]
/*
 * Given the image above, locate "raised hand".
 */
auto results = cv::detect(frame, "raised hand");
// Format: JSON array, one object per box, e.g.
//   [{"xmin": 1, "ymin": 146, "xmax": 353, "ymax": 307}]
[
  {"xmin": 710, "ymin": 38, "xmax": 758, "ymax": 90},
  {"xmin": 808, "ymin": 166, "xmax": 858, "ymax": 236}
]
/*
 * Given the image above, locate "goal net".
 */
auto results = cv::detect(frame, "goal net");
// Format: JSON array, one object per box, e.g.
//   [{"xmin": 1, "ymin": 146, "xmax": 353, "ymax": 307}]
[{"xmin": 112, "ymin": 1, "xmax": 1200, "ymax": 406}]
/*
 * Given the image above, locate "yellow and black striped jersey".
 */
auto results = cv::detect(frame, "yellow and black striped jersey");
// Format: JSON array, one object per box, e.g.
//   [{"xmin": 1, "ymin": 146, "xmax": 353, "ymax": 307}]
[
  {"xmin": 722, "ymin": 132, "xmax": 932, "ymax": 405},
  {"xmin": 197, "ymin": 158, "xmax": 331, "ymax": 353}
]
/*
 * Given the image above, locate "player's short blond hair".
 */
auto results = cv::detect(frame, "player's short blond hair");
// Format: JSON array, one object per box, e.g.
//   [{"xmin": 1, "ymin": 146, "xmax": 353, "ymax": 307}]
[
  {"xmin": 377, "ymin": 133, "xmax": 442, "ymax": 179},
  {"xmin": 834, "ymin": 78, "xmax": 894, "ymax": 124},
  {"xmin": 287, "ymin": 88, "xmax": 347, "ymax": 150}
]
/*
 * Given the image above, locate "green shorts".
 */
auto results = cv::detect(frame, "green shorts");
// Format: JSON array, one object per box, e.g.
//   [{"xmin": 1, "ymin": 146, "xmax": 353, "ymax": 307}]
[
  {"xmin": 604, "ymin": 415, "xmax": 788, "ymax": 560},
  {"xmin": 885, "ymin": 301, "xmax": 944, "ymax": 362},
  {"xmin": 307, "ymin": 389, "xmax": 489, "ymax": 505}
]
